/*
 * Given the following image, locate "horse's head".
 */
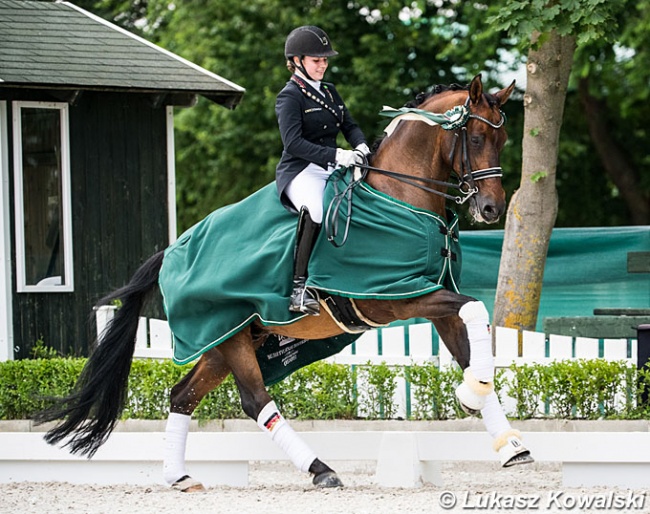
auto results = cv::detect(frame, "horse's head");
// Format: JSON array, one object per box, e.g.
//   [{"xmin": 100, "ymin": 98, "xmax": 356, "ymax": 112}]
[
  {"xmin": 369, "ymin": 75, "xmax": 515, "ymax": 223},
  {"xmin": 419, "ymin": 74, "xmax": 516, "ymax": 224}
]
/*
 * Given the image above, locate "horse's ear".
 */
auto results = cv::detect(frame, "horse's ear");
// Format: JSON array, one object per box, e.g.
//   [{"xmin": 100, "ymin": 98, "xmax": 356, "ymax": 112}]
[
  {"xmin": 469, "ymin": 74, "xmax": 483, "ymax": 104},
  {"xmin": 495, "ymin": 80, "xmax": 516, "ymax": 106}
]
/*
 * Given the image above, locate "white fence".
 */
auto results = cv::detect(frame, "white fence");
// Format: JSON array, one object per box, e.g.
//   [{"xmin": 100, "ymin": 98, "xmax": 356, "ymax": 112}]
[
  {"xmin": 95, "ymin": 307, "xmax": 636, "ymax": 365},
  {"xmin": 3, "ymin": 429, "xmax": 650, "ymax": 488},
  {"xmin": 96, "ymin": 307, "xmax": 638, "ymax": 418},
  {"xmin": 0, "ymin": 311, "xmax": 643, "ymax": 489}
]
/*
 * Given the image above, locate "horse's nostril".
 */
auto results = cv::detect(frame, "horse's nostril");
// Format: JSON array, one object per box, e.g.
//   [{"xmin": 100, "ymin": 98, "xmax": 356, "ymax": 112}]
[{"xmin": 481, "ymin": 202, "xmax": 503, "ymax": 222}]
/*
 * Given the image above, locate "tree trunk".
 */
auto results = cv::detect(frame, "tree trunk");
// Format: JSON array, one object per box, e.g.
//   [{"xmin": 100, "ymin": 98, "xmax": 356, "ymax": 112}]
[
  {"xmin": 578, "ymin": 77, "xmax": 650, "ymax": 225},
  {"xmin": 493, "ymin": 31, "xmax": 576, "ymax": 335}
]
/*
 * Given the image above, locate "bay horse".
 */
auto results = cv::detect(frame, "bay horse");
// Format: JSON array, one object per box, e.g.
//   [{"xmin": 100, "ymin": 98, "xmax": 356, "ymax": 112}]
[{"xmin": 36, "ymin": 74, "xmax": 533, "ymax": 491}]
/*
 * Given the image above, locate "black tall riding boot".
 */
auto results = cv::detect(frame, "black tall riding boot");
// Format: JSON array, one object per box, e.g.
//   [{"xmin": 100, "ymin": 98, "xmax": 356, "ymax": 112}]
[{"xmin": 289, "ymin": 207, "xmax": 321, "ymax": 315}]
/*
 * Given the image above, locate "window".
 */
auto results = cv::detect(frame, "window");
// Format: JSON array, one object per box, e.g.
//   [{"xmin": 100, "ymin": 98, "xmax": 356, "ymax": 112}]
[{"xmin": 13, "ymin": 102, "xmax": 73, "ymax": 292}]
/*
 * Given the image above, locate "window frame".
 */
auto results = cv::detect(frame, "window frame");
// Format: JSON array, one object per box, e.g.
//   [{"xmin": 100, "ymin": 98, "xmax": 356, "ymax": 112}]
[{"xmin": 12, "ymin": 101, "xmax": 74, "ymax": 293}]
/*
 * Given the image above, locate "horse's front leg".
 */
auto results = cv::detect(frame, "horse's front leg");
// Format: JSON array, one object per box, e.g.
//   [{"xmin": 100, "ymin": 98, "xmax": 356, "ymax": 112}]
[
  {"xmin": 433, "ymin": 299, "xmax": 496, "ymax": 413},
  {"xmin": 397, "ymin": 289, "xmax": 534, "ymax": 468},
  {"xmin": 218, "ymin": 328, "xmax": 343, "ymax": 488},
  {"xmin": 392, "ymin": 290, "xmax": 495, "ymax": 393}
]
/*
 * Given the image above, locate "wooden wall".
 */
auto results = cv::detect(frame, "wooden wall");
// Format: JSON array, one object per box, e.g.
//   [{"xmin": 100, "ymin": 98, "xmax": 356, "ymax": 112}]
[{"xmin": 8, "ymin": 91, "xmax": 169, "ymax": 358}]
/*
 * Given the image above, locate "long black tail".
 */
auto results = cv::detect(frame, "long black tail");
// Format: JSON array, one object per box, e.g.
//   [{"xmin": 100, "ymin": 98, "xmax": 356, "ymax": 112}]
[{"xmin": 34, "ymin": 251, "xmax": 165, "ymax": 457}]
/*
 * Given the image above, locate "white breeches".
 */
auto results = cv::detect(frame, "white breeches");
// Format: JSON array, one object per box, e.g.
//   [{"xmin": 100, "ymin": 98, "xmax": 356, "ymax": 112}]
[{"xmin": 284, "ymin": 163, "xmax": 334, "ymax": 223}]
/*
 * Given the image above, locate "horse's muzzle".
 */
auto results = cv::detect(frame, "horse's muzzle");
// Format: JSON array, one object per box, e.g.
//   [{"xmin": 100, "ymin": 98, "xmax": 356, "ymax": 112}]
[{"xmin": 471, "ymin": 196, "xmax": 505, "ymax": 224}]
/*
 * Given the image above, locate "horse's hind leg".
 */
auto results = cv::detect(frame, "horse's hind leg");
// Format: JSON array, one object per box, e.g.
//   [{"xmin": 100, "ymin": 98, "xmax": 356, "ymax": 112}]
[
  {"xmin": 164, "ymin": 347, "xmax": 231, "ymax": 491},
  {"xmin": 433, "ymin": 301, "xmax": 534, "ymax": 468},
  {"xmin": 218, "ymin": 328, "xmax": 343, "ymax": 488}
]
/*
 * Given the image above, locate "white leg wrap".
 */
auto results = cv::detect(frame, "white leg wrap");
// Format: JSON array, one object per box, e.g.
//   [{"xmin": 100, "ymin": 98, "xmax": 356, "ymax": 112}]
[
  {"xmin": 480, "ymin": 394, "xmax": 531, "ymax": 466},
  {"xmin": 459, "ymin": 301, "xmax": 494, "ymax": 382},
  {"xmin": 257, "ymin": 401, "xmax": 317, "ymax": 473},
  {"xmin": 480, "ymin": 391, "xmax": 512, "ymax": 439},
  {"xmin": 163, "ymin": 412, "xmax": 191, "ymax": 485}
]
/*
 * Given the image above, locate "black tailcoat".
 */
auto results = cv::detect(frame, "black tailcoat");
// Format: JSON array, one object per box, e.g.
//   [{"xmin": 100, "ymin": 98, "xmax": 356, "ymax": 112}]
[{"xmin": 275, "ymin": 75, "xmax": 366, "ymax": 210}]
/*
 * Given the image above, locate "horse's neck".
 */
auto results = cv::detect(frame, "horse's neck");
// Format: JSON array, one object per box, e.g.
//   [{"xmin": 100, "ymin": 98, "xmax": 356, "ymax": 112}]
[{"xmin": 369, "ymin": 123, "xmax": 449, "ymax": 215}]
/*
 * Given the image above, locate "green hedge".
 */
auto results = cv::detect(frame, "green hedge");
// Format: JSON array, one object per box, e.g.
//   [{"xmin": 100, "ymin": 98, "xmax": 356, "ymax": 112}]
[{"xmin": 1, "ymin": 356, "xmax": 650, "ymax": 421}]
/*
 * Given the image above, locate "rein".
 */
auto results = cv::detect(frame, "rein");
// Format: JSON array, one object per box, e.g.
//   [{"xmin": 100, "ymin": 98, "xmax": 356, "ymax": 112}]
[{"xmin": 325, "ymin": 95, "xmax": 506, "ymax": 246}]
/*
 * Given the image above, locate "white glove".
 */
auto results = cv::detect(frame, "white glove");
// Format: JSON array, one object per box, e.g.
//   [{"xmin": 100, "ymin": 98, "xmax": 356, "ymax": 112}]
[
  {"xmin": 335, "ymin": 148, "xmax": 364, "ymax": 168},
  {"xmin": 355, "ymin": 143, "xmax": 370, "ymax": 156}
]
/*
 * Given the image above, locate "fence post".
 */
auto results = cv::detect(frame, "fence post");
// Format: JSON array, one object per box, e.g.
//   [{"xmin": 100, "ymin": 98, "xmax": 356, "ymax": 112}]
[
  {"xmin": 94, "ymin": 305, "xmax": 117, "ymax": 343},
  {"xmin": 637, "ymin": 324, "xmax": 650, "ymax": 404},
  {"xmin": 375, "ymin": 432, "xmax": 424, "ymax": 487}
]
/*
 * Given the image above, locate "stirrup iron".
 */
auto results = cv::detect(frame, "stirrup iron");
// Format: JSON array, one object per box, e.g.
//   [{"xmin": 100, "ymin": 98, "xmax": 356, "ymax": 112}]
[{"xmin": 289, "ymin": 281, "xmax": 320, "ymax": 315}]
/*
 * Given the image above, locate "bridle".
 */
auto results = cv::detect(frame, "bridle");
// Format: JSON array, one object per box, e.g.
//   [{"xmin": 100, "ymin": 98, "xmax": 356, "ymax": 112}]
[
  {"xmin": 325, "ymin": 95, "xmax": 507, "ymax": 246},
  {"xmin": 448, "ymin": 96, "xmax": 506, "ymax": 197},
  {"xmin": 366, "ymin": 96, "xmax": 507, "ymax": 205}
]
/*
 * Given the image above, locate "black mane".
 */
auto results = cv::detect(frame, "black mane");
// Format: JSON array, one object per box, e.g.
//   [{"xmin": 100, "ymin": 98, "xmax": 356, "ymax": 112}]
[
  {"xmin": 405, "ymin": 83, "xmax": 469, "ymax": 109},
  {"xmin": 408, "ymin": 82, "xmax": 500, "ymax": 108}
]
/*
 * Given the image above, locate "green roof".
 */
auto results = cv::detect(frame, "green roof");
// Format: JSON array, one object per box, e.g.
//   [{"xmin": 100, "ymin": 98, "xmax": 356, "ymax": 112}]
[{"xmin": 0, "ymin": 0, "xmax": 245, "ymax": 108}]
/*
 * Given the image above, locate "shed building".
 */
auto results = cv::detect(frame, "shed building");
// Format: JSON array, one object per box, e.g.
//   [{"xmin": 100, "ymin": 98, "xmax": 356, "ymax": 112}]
[{"xmin": 0, "ymin": 0, "xmax": 244, "ymax": 359}]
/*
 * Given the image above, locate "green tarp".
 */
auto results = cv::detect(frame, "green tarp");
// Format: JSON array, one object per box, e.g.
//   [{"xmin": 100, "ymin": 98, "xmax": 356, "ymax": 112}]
[
  {"xmin": 460, "ymin": 226, "xmax": 650, "ymax": 330},
  {"xmin": 159, "ymin": 169, "xmax": 462, "ymax": 366}
]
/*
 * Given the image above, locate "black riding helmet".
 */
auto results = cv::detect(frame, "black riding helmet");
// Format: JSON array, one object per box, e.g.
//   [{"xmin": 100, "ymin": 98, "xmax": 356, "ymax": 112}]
[
  {"xmin": 285, "ymin": 26, "xmax": 338, "ymax": 59},
  {"xmin": 285, "ymin": 26, "xmax": 338, "ymax": 80}
]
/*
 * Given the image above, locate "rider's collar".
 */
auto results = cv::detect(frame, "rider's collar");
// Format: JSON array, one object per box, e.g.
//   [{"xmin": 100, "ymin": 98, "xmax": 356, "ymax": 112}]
[{"xmin": 294, "ymin": 71, "xmax": 324, "ymax": 96}]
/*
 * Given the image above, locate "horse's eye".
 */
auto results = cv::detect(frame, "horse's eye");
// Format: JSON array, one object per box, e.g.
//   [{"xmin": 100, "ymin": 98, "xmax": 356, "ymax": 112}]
[{"xmin": 471, "ymin": 135, "xmax": 482, "ymax": 145}]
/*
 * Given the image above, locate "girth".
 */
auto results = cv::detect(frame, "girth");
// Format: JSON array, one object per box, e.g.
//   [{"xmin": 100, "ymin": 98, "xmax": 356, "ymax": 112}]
[{"xmin": 320, "ymin": 294, "xmax": 388, "ymax": 334}]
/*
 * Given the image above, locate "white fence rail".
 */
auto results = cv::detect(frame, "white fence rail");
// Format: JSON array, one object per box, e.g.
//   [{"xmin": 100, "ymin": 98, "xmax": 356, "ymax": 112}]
[
  {"xmin": 96, "ymin": 306, "xmax": 637, "ymax": 364},
  {"xmin": 96, "ymin": 307, "xmax": 638, "ymax": 418},
  {"xmin": 2, "ymin": 429, "xmax": 650, "ymax": 488}
]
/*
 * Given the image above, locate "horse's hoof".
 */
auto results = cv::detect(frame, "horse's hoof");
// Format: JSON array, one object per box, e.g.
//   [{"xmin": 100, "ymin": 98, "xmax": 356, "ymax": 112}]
[
  {"xmin": 171, "ymin": 475, "xmax": 206, "ymax": 493},
  {"xmin": 455, "ymin": 380, "xmax": 488, "ymax": 416},
  {"xmin": 312, "ymin": 471, "xmax": 343, "ymax": 488},
  {"xmin": 503, "ymin": 451, "xmax": 535, "ymax": 468},
  {"xmin": 458, "ymin": 402, "xmax": 480, "ymax": 416}
]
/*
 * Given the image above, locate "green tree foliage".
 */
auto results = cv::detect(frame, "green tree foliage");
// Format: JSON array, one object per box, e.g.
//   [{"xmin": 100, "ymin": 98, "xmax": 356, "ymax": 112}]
[
  {"xmin": 490, "ymin": 0, "xmax": 649, "ymax": 226},
  {"xmin": 78, "ymin": 0, "xmax": 522, "ymax": 231},
  {"xmin": 74, "ymin": 0, "xmax": 647, "ymax": 229},
  {"xmin": 490, "ymin": 0, "xmax": 642, "ymax": 332},
  {"xmin": 567, "ymin": 2, "xmax": 650, "ymax": 225}
]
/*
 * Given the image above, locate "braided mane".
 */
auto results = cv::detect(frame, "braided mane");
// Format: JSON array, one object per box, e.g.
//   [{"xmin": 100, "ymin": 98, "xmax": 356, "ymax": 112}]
[
  {"xmin": 369, "ymin": 82, "xmax": 500, "ymax": 157},
  {"xmin": 409, "ymin": 82, "xmax": 500, "ymax": 108},
  {"xmin": 405, "ymin": 83, "xmax": 468, "ymax": 108},
  {"xmin": 370, "ymin": 84, "xmax": 467, "ymax": 155}
]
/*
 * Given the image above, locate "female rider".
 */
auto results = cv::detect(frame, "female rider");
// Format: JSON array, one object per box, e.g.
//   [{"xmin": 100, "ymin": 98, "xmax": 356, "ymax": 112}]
[{"xmin": 275, "ymin": 25, "xmax": 369, "ymax": 315}]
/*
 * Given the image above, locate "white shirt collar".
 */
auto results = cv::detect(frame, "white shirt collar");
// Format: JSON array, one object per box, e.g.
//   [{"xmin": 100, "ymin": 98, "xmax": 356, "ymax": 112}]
[{"xmin": 295, "ymin": 70, "xmax": 323, "ymax": 95}]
